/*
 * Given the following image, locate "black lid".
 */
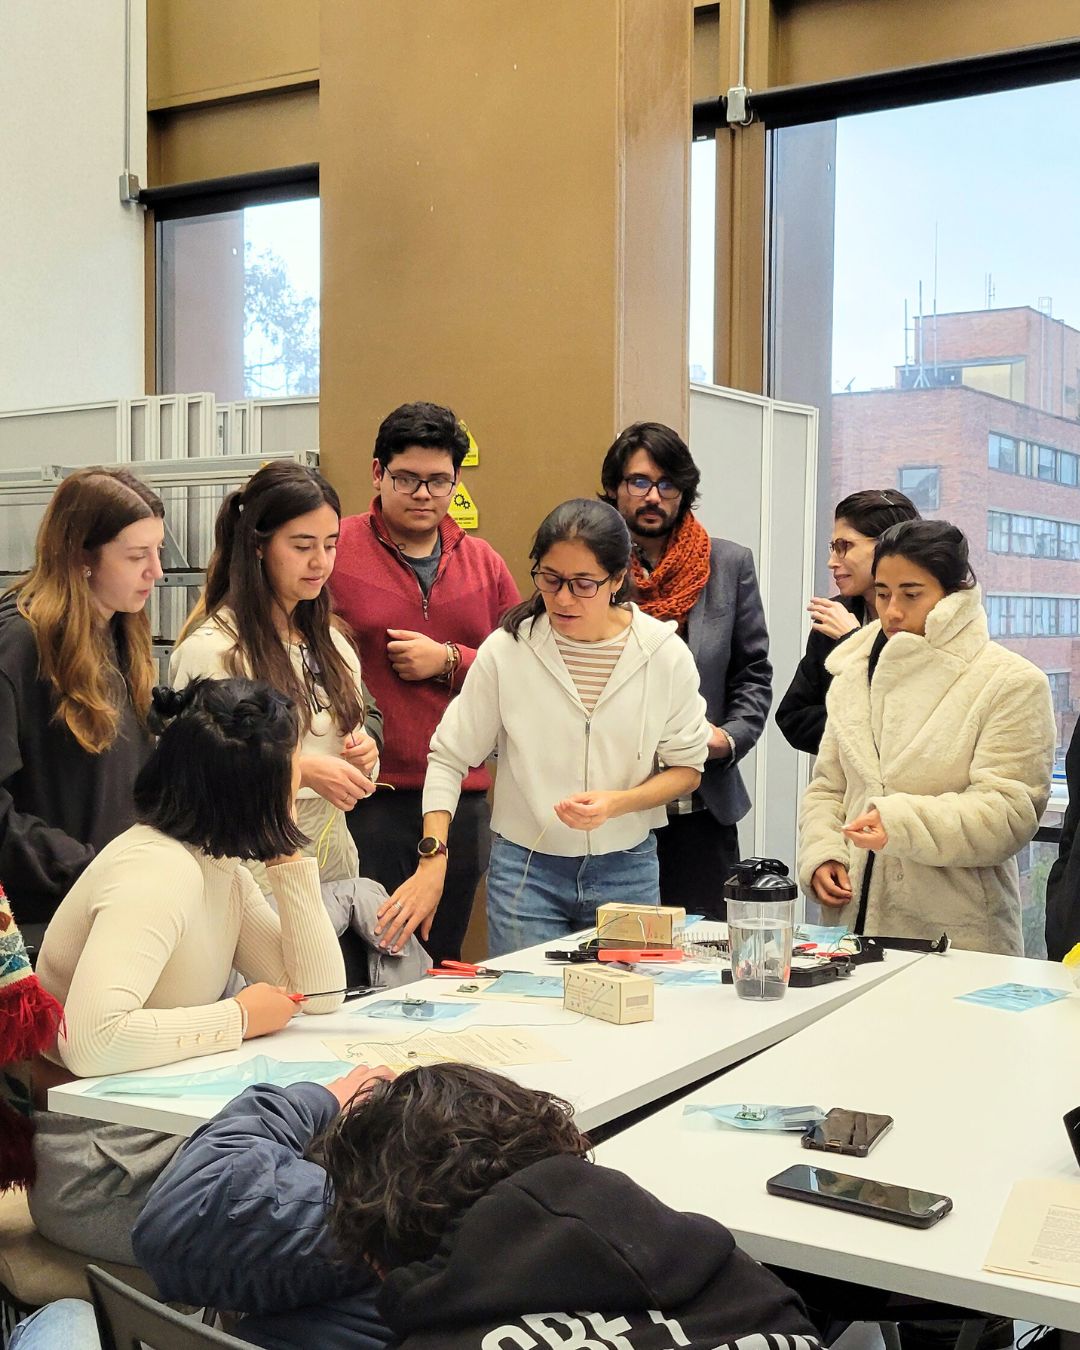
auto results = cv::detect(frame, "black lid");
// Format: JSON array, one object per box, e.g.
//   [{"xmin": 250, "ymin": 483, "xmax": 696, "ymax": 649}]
[{"xmin": 723, "ymin": 857, "xmax": 797, "ymax": 902}]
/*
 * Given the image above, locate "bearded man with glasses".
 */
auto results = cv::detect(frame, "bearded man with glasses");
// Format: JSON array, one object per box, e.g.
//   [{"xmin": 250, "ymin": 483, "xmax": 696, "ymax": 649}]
[
  {"xmin": 600, "ymin": 422, "xmax": 771, "ymax": 916},
  {"xmin": 329, "ymin": 402, "xmax": 519, "ymax": 965}
]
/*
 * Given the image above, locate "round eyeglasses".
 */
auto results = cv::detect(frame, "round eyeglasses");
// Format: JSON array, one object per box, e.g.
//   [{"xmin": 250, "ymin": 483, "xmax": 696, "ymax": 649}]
[
  {"xmin": 531, "ymin": 568, "xmax": 612, "ymax": 599},
  {"xmin": 622, "ymin": 474, "xmax": 681, "ymax": 500}
]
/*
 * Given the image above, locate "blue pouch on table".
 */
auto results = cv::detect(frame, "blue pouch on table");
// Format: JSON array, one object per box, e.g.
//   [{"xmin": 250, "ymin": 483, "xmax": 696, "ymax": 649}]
[
  {"xmin": 482, "ymin": 973, "xmax": 566, "ymax": 999},
  {"xmin": 683, "ymin": 1102, "xmax": 826, "ymax": 1132},
  {"xmin": 635, "ymin": 966, "xmax": 724, "ymax": 987},
  {"xmin": 84, "ymin": 1054, "xmax": 354, "ymax": 1098},
  {"xmin": 366, "ymin": 998, "xmax": 479, "ymax": 1022}
]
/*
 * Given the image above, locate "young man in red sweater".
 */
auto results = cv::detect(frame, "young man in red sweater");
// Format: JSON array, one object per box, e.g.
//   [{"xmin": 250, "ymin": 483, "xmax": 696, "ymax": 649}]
[{"xmin": 329, "ymin": 403, "xmax": 519, "ymax": 964}]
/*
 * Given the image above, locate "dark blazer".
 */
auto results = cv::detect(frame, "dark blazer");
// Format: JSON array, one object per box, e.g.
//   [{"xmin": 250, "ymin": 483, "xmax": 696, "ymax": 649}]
[
  {"xmin": 775, "ymin": 594, "xmax": 865, "ymax": 755},
  {"xmin": 684, "ymin": 538, "xmax": 772, "ymax": 825},
  {"xmin": 1045, "ymin": 717, "xmax": 1080, "ymax": 960}
]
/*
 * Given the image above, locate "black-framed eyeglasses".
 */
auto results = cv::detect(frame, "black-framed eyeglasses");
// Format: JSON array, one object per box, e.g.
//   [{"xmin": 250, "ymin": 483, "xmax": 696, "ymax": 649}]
[
  {"xmin": 298, "ymin": 642, "xmax": 331, "ymax": 714},
  {"xmin": 622, "ymin": 474, "xmax": 681, "ymax": 501},
  {"xmin": 386, "ymin": 470, "xmax": 456, "ymax": 498},
  {"xmin": 531, "ymin": 568, "xmax": 612, "ymax": 599}
]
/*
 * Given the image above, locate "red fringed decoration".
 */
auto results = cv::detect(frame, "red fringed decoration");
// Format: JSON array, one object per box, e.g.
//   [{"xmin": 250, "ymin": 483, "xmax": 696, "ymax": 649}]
[{"xmin": 0, "ymin": 977, "xmax": 64, "ymax": 1064}]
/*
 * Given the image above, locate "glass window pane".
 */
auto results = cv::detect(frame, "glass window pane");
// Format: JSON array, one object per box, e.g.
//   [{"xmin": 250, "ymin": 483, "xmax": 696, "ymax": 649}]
[
  {"xmin": 768, "ymin": 83, "xmax": 1080, "ymax": 955},
  {"xmin": 689, "ymin": 138, "xmax": 716, "ymax": 384},
  {"xmin": 159, "ymin": 196, "xmax": 320, "ymax": 402}
]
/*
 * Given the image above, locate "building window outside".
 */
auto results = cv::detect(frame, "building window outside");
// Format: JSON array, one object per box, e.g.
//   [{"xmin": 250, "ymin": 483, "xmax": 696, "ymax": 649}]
[
  {"xmin": 1049, "ymin": 671, "xmax": 1071, "ymax": 716},
  {"xmin": 897, "ymin": 466, "xmax": 940, "ymax": 512},
  {"xmin": 689, "ymin": 138, "xmax": 716, "ymax": 385},
  {"xmin": 767, "ymin": 79, "xmax": 1080, "ymax": 956},
  {"xmin": 158, "ymin": 195, "xmax": 320, "ymax": 403}
]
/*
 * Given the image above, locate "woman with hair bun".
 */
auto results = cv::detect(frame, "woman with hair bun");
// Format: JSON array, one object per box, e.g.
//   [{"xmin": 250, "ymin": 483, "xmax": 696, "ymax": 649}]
[
  {"xmin": 777, "ymin": 488, "xmax": 920, "ymax": 755},
  {"xmin": 798, "ymin": 519, "xmax": 1055, "ymax": 954},
  {"xmin": 30, "ymin": 676, "xmax": 345, "ymax": 1263},
  {"xmin": 170, "ymin": 460, "xmax": 382, "ymax": 887},
  {"xmin": 0, "ymin": 466, "xmax": 165, "ymax": 944}
]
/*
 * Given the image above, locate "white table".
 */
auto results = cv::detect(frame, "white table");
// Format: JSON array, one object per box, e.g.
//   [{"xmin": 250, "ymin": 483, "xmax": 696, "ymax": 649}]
[
  {"xmin": 49, "ymin": 931, "xmax": 923, "ymax": 1138},
  {"xmin": 596, "ymin": 950, "xmax": 1080, "ymax": 1331}
]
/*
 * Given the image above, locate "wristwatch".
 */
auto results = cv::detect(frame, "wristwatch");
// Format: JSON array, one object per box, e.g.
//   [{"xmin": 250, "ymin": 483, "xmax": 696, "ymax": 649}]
[{"xmin": 417, "ymin": 836, "xmax": 449, "ymax": 860}]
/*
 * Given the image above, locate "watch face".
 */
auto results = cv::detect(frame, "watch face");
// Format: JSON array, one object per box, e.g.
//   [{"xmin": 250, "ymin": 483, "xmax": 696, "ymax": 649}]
[{"xmin": 418, "ymin": 836, "xmax": 444, "ymax": 857}]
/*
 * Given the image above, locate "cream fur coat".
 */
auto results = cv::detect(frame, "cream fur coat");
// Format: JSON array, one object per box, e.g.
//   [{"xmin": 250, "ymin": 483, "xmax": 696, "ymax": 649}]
[{"xmin": 798, "ymin": 587, "xmax": 1054, "ymax": 954}]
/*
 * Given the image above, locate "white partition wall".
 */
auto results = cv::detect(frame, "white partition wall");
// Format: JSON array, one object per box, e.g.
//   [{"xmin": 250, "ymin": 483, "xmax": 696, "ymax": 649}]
[{"xmin": 689, "ymin": 382, "xmax": 819, "ymax": 873}]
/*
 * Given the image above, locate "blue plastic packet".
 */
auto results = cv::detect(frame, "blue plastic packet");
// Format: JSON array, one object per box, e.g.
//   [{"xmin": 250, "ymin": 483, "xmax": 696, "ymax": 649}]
[
  {"xmin": 483, "ymin": 973, "xmax": 565, "ymax": 999},
  {"xmin": 682, "ymin": 1102, "xmax": 826, "ymax": 1132},
  {"xmin": 84, "ymin": 1054, "xmax": 354, "ymax": 1099},
  {"xmin": 634, "ymin": 966, "xmax": 724, "ymax": 987},
  {"xmin": 366, "ymin": 999, "xmax": 479, "ymax": 1022},
  {"xmin": 794, "ymin": 923, "xmax": 850, "ymax": 948},
  {"xmin": 956, "ymin": 983, "xmax": 1070, "ymax": 1012}
]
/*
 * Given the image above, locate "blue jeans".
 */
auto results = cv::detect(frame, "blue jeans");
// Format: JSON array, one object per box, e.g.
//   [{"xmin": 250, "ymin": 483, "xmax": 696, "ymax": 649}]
[
  {"xmin": 10, "ymin": 1300, "xmax": 100, "ymax": 1349},
  {"xmin": 485, "ymin": 833, "xmax": 660, "ymax": 957}
]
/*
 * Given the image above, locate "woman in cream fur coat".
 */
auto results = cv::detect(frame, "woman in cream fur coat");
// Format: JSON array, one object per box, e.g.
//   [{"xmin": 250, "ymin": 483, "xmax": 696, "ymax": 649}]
[{"xmin": 798, "ymin": 519, "xmax": 1055, "ymax": 955}]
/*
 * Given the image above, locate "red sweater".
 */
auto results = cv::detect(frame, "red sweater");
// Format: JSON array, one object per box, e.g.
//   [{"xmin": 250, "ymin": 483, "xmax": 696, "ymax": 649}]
[{"xmin": 329, "ymin": 504, "xmax": 521, "ymax": 791}]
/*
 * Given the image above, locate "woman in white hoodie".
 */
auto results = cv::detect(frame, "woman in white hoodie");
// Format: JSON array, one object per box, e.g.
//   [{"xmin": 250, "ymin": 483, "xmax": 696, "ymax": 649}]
[
  {"xmin": 799, "ymin": 519, "xmax": 1054, "ymax": 955},
  {"xmin": 376, "ymin": 499, "xmax": 710, "ymax": 957}
]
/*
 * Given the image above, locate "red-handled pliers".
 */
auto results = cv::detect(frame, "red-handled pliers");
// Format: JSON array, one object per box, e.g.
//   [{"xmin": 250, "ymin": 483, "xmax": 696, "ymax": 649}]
[{"xmin": 426, "ymin": 960, "xmax": 523, "ymax": 977}]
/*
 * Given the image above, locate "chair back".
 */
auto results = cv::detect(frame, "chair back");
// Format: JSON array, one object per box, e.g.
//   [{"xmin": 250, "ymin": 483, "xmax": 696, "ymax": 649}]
[{"xmin": 87, "ymin": 1266, "xmax": 249, "ymax": 1350}]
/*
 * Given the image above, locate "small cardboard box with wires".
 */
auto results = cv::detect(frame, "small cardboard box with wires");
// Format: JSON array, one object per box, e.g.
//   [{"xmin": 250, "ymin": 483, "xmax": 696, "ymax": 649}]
[
  {"xmin": 563, "ymin": 964, "xmax": 655, "ymax": 1025},
  {"xmin": 595, "ymin": 902, "xmax": 686, "ymax": 950}
]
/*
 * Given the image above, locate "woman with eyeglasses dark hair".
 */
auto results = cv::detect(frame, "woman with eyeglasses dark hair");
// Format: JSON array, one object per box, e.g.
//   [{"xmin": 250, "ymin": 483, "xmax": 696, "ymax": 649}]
[
  {"xmin": 776, "ymin": 489, "xmax": 920, "ymax": 755},
  {"xmin": 375, "ymin": 499, "xmax": 710, "ymax": 958},
  {"xmin": 170, "ymin": 461, "xmax": 383, "ymax": 889}
]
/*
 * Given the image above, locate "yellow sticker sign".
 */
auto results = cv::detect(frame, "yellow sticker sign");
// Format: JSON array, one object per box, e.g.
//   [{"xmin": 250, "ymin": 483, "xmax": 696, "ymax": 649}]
[
  {"xmin": 460, "ymin": 420, "xmax": 479, "ymax": 467},
  {"xmin": 448, "ymin": 480, "xmax": 478, "ymax": 530}
]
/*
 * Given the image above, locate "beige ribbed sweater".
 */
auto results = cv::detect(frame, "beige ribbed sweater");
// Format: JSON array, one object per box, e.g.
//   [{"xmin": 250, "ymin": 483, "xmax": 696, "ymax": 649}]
[{"xmin": 36, "ymin": 824, "xmax": 346, "ymax": 1078}]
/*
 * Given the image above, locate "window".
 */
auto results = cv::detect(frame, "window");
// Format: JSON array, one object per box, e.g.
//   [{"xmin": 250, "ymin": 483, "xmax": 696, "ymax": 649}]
[
  {"xmin": 1049, "ymin": 672, "xmax": 1071, "ymax": 716},
  {"xmin": 767, "ymin": 79, "xmax": 1080, "ymax": 955},
  {"xmin": 158, "ymin": 192, "xmax": 320, "ymax": 402},
  {"xmin": 989, "ymin": 433, "xmax": 1019, "ymax": 473},
  {"xmin": 897, "ymin": 466, "xmax": 940, "ymax": 512},
  {"xmin": 689, "ymin": 138, "xmax": 716, "ymax": 384}
]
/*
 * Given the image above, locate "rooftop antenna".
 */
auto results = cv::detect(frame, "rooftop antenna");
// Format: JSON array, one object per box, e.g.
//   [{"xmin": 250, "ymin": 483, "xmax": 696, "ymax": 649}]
[
  {"xmin": 985, "ymin": 272, "xmax": 995, "ymax": 309},
  {"xmin": 912, "ymin": 281, "xmax": 930, "ymax": 388},
  {"xmin": 932, "ymin": 223, "xmax": 939, "ymax": 378}
]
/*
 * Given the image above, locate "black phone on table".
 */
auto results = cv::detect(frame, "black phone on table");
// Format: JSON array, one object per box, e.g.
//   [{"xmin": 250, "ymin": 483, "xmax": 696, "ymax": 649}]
[
  {"xmin": 766, "ymin": 1163, "xmax": 952, "ymax": 1228},
  {"xmin": 802, "ymin": 1107, "xmax": 894, "ymax": 1157}
]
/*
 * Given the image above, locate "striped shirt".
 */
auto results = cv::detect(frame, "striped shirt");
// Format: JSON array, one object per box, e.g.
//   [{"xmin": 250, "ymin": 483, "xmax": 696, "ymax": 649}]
[{"xmin": 553, "ymin": 628, "xmax": 630, "ymax": 714}]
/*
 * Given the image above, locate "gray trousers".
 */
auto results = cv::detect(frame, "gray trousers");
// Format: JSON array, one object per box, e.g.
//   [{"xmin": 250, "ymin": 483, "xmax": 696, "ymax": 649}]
[{"xmin": 29, "ymin": 1111, "xmax": 183, "ymax": 1265}]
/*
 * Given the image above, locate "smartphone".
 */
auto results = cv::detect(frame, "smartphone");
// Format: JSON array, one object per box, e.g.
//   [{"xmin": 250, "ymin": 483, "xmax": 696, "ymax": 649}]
[
  {"xmin": 766, "ymin": 1163, "xmax": 952, "ymax": 1229},
  {"xmin": 802, "ymin": 1107, "xmax": 893, "ymax": 1157}
]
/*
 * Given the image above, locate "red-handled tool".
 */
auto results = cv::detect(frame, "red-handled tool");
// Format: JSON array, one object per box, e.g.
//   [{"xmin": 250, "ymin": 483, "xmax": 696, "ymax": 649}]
[{"xmin": 288, "ymin": 986, "xmax": 380, "ymax": 1003}]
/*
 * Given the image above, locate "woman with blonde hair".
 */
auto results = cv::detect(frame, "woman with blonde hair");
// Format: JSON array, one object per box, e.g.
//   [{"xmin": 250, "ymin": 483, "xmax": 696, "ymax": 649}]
[
  {"xmin": 0, "ymin": 466, "xmax": 164, "ymax": 943},
  {"xmin": 170, "ymin": 460, "xmax": 382, "ymax": 887}
]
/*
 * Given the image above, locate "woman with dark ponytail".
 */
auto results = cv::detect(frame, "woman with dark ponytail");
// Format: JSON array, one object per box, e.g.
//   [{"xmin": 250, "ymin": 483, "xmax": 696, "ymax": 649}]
[
  {"xmin": 799, "ymin": 519, "xmax": 1054, "ymax": 954},
  {"xmin": 378, "ymin": 500, "xmax": 710, "ymax": 958},
  {"xmin": 30, "ymin": 676, "xmax": 346, "ymax": 1263},
  {"xmin": 170, "ymin": 461, "xmax": 383, "ymax": 887}
]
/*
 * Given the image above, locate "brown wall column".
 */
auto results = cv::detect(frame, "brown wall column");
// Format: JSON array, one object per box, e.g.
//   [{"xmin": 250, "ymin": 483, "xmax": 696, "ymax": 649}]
[{"xmin": 319, "ymin": 0, "xmax": 691, "ymax": 585}]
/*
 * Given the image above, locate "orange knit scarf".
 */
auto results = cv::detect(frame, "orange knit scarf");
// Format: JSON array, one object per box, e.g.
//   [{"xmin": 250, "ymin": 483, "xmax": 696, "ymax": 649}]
[{"xmin": 629, "ymin": 511, "xmax": 712, "ymax": 631}]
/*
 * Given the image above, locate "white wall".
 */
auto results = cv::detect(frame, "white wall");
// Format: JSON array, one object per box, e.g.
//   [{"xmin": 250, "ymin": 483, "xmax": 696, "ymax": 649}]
[{"xmin": 0, "ymin": 1, "xmax": 146, "ymax": 414}]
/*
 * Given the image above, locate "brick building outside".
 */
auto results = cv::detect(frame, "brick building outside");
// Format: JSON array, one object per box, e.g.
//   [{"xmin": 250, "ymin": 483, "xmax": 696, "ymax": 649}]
[{"xmin": 831, "ymin": 305, "xmax": 1080, "ymax": 953}]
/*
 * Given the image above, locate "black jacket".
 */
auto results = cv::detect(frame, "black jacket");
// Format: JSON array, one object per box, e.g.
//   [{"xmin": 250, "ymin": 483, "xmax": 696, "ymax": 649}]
[
  {"xmin": 775, "ymin": 595, "xmax": 865, "ymax": 755},
  {"xmin": 382, "ymin": 1152, "xmax": 820, "ymax": 1350},
  {"xmin": 1046, "ymin": 716, "xmax": 1080, "ymax": 959},
  {"xmin": 0, "ymin": 594, "xmax": 151, "ymax": 924},
  {"xmin": 135, "ymin": 1082, "xmax": 820, "ymax": 1350},
  {"xmin": 684, "ymin": 539, "xmax": 773, "ymax": 825}
]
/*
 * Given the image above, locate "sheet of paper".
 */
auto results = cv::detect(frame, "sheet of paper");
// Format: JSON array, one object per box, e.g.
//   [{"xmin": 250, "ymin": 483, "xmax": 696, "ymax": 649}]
[
  {"xmin": 985, "ymin": 1178, "xmax": 1080, "ymax": 1286},
  {"xmin": 323, "ymin": 1027, "xmax": 568, "ymax": 1073},
  {"xmin": 439, "ymin": 974, "xmax": 565, "ymax": 1004},
  {"xmin": 957, "ymin": 983, "xmax": 1071, "ymax": 1012}
]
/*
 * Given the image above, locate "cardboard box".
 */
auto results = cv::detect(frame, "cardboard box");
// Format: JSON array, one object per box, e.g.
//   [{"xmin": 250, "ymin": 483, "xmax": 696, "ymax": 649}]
[
  {"xmin": 563, "ymin": 964, "xmax": 655, "ymax": 1025},
  {"xmin": 596, "ymin": 902, "xmax": 685, "ymax": 949}
]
